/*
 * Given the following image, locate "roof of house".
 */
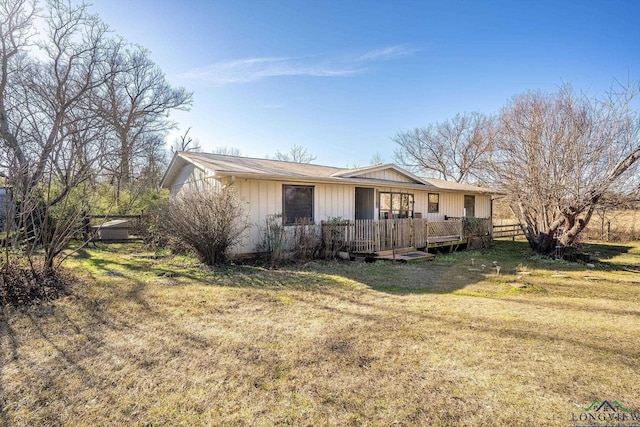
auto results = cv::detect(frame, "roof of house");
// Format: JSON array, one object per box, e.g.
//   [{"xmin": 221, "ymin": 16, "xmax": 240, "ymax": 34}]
[
  {"xmin": 423, "ymin": 178, "xmax": 495, "ymax": 194},
  {"xmin": 161, "ymin": 152, "xmax": 497, "ymax": 194}
]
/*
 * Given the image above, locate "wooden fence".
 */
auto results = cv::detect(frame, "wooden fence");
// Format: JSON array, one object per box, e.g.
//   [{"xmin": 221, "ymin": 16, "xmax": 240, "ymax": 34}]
[
  {"xmin": 492, "ymin": 223, "xmax": 524, "ymax": 239},
  {"xmin": 322, "ymin": 218, "xmax": 490, "ymax": 254}
]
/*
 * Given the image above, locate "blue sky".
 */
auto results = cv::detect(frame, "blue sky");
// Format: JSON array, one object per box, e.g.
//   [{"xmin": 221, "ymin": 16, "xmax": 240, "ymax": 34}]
[{"xmin": 87, "ymin": 0, "xmax": 640, "ymax": 167}]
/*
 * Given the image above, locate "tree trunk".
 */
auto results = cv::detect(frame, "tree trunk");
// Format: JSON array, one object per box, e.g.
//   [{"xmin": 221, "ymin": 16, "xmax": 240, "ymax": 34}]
[
  {"xmin": 526, "ymin": 231, "xmax": 557, "ymax": 254},
  {"xmin": 120, "ymin": 143, "xmax": 131, "ymax": 186}
]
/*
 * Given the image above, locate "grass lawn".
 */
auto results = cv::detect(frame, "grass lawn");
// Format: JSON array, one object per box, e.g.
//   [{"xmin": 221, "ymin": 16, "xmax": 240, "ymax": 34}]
[{"xmin": 1, "ymin": 240, "xmax": 639, "ymax": 426}]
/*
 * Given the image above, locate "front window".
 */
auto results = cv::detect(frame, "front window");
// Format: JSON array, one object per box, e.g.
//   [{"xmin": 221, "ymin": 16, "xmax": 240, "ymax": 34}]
[
  {"xmin": 283, "ymin": 185, "xmax": 314, "ymax": 225},
  {"xmin": 428, "ymin": 193, "xmax": 439, "ymax": 213},
  {"xmin": 379, "ymin": 191, "xmax": 414, "ymax": 219}
]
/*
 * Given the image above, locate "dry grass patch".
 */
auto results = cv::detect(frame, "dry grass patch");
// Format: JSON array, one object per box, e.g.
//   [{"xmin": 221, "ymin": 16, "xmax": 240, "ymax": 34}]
[{"xmin": 0, "ymin": 241, "xmax": 639, "ymax": 426}]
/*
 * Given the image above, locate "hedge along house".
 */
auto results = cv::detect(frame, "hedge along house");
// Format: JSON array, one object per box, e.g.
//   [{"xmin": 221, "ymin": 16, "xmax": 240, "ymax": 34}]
[{"xmin": 160, "ymin": 152, "xmax": 496, "ymax": 256}]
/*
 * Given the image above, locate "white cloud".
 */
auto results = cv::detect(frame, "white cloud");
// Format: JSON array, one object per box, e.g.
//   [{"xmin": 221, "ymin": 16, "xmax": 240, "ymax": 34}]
[
  {"xmin": 355, "ymin": 45, "xmax": 417, "ymax": 62},
  {"xmin": 181, "ymin": 45, "xmax": 416, "ymax": 85}
]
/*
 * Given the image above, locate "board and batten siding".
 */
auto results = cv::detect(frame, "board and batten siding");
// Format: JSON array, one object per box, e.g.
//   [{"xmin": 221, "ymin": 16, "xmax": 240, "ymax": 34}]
[
  {"xmin": 357, "ymin": 169, "xmax": 415, "ymax": 183},
  {"xmin": 168, "ymin": 164, "xmax": 220, "ymax": 197},
  {"xmin": 411, "ymin": 191, "xmax": 491, "ymax": 220},
  {"xmin": 233, "ymin": 179, "xmax": 355, "ymax": 254}
]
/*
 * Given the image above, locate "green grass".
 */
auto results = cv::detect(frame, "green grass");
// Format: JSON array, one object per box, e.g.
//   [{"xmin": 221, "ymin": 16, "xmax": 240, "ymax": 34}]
[{"xmin": 1, "ymin": 240, "xmax": 639, "ymax": 426}]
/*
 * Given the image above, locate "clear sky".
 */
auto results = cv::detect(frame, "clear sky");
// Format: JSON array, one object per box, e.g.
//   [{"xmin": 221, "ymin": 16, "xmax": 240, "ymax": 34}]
[{"xmin": 86, "ymin": 0, "xmax": 640, "ymax": 167}]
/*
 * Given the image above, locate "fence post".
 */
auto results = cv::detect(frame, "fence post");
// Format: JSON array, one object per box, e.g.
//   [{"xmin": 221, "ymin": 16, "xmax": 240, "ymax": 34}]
[{"xmin": 82, "ymin": 211, "xmax": 91, "ymax": 242}]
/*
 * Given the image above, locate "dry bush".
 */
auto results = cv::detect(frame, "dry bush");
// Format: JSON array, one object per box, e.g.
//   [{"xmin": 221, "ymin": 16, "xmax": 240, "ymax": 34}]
[
  {"xmin": 138, "ymin": 198, "xmax": 170, "ymax": 249},
  {"xmin": 161, "ymin": 188, "xmax": 250, "ymax": 266},
  {"xmin": 0, "ymin": 260, "xmax": 71, "ymax": 307},
  {"xmin": 256, "ymin": 215, "xmax": 321, "ymax": 266},
  {"xmin": 255, "ymin": 214, "xmax": 289, "ymax": 266},
  {"xmin": 290, "ymin": 218, "xmax": 321, "ymax": 261}
]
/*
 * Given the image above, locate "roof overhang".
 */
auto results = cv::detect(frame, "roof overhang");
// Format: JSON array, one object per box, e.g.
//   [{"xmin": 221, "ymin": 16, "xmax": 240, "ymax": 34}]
[{"xmin": 214, "ymin": 171, "xmax": 436, "ymax": 190}]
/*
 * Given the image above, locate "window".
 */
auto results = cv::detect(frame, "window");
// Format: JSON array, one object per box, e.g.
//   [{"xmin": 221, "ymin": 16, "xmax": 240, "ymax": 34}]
[
  {"xmin": 464, "ymin": 195, "xmax": 475, "ymax": 217},
  {"xmin": 428, "ymin": 193, "xmax": 439, "ymax": 213},
  {"xmin": 379, "ymin": 191, "xmax": 414, "ymax": 219},
  {"xmin": 283, "ymin": 185, "xmax": 314, "ymax": 225}
]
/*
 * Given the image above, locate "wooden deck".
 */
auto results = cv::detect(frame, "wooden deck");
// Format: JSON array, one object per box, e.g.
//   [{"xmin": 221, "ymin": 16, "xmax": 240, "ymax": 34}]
[{"xmin": 322, "ymin": 218, "xmax": 490, "ymax": 255}]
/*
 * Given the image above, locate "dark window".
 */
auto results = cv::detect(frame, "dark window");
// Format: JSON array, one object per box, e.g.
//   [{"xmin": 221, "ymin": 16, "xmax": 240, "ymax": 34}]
[
  {"xmin": 428, "ymin": 193, "xmax": 439, "ymax": 213},
  {"xmin": 355, "ymin": 187, "xmax": 374, "ymax": 220},
  {"xmin": 464, "ymin": 195, "xmax": 475, "ymax": 217},
  {"xmin": 283, "ymin": 185, "xmax": 314, "ymax": 225},
  {"xmin": 379, "ymin": 191, "xmax": 414, "ymax": 219}
]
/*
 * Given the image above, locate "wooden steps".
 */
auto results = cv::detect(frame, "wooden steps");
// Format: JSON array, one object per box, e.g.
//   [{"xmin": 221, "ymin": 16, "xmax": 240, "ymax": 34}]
[{"xmin": 354, "ymin": 247, "xmax": 436, "ymax": 263}]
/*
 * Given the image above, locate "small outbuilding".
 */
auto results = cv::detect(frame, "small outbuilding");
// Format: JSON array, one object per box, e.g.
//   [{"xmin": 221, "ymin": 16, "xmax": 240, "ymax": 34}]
[{"xmin": 94, "ymin": 219, "xmax": 130, "ymax": 241}]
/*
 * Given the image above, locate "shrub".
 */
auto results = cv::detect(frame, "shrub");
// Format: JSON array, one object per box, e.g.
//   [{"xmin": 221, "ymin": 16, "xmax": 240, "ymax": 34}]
[
  {"xmin": 256, "ymin": 215, "xmax": 321, "ymax": 266},
  {"xmin": 462, "ymin": 217, "xmax": 489, "ymax": 237},
  {"xmin": 139, "ymin": 197, "xmax": 170, "ymax": 249},
  {"xmin": 161, "ymin": 187, "xmax": 250, "ymax": 266},
  {"xmin": 290, "ymin": 218, "xmax": 321, "ymax": 261},
  {"xmin": 255, "ymin": 214, "xmax": 289, "ymax": 266},
  {"xmin": 0, "ymin": 259, "xmax": 71, "ymax": 307}
]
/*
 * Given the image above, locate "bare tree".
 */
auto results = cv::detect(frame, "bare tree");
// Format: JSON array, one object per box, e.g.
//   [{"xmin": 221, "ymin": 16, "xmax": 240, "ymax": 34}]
[
  {"xmin": 0, "ymin": 0, "xmax": 115, "ymax": 192},
  {"xmin": 99, "ymin": 45, "xmax": 192, "ymax": 197},
  {"xmin": 212, "ymin": 146, "xmax": 241, "ymax": 156},
  {"xmin": 0, "ymin": 0, "xmax": 121, "ymax": 271},
  {"xmin": 393, "ymin": 112, "xmax": 494, "ymax": 183},
  {"xmin": 370, "ymin": 152, "xmax": 384, "ymax": 165},
  {"xmin": 170, "ymin": 127, "xmax": 201, "ymax": 153},
  {"xmin": 0, "ymin": 0, "xmax": 187, "ymax": 275},
  {"xmin": 272, "ymin": 144, "xmax": 317, "ymax": 163},
  {"xmin": 491, "ymin": 83, "xmax": 640, "ymax": 254}
]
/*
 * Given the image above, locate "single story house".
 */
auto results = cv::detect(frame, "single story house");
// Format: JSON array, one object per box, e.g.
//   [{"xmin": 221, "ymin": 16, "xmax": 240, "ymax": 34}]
[{"xmin": 161, "ymin": 152, "xmax": 497, "ymax": 255}]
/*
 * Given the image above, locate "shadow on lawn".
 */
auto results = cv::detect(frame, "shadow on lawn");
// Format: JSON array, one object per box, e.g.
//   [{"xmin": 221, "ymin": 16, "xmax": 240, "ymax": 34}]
[
  {"xmin": 0, "ymin": 315, "xmax": 15, "ymax": 425},
  {"xmin": 0, "ymin": 270, "xmax": 219, "ymax": 425},
  {"xmin": 314, "ymin": 240, "xmax": 535, "ymax": 295},
  {"xmin": 2, "ymin": 239, "xmax": 639, "ymax": 426},
  {"xmin": 582, "ymin": 242, "xmax": 639, "ymax": 274},
  {"xmin": 72, "ymin": 239, "xmax": 639, "ymax": 297},
  {"xmin": 70, "ymin": 240, "xmax": 550, "ymax": 296}
]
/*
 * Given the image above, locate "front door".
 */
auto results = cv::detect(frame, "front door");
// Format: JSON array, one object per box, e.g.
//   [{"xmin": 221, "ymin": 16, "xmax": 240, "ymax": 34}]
[
  {"xmin": 464, "ymin": 195, "xmax": 475, "ymax": 217},
  {"xmin": 355, "ymin": 187, "xmax": 374, "ymax": 220}
]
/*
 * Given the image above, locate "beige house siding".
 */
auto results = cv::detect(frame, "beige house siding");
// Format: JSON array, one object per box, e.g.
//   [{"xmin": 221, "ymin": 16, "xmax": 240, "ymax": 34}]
[
  {"xmin": 233, "ymin": 179, "xmax": 356, "ymax": 253},
  {"xmin": 315, "ymin": 183, "xmax": 355, "ymax": 221},
  {"xmin": 169, "ymin": 165, "xmax": 221, "ymax": 197},
  {"xmin": 168, "ymin": 164, "xmax": 195, "ymax": 197},
  {"xmin": 228, "ymin": 180, "xmax": 492, "ymax": 254},
  {"xmin": 357, "ymin": 169, "xmax": 415, "ymax": 182},
  {"xmin": 475, "ymin": 194, "xmax": 492, "ymax": 218},
  {"xmin": 412, "ymin": 192, "xmax": 491, "ymax": 220}
]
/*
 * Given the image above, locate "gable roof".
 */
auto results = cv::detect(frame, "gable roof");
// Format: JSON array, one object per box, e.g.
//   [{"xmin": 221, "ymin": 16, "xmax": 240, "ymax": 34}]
[
  {"xmin": 331, "ymin": 163, "xmax": 426, "ymax": 183},
  {"xmin": 161, "ymin": 152, "xmax": 497, "ymax": 194}
]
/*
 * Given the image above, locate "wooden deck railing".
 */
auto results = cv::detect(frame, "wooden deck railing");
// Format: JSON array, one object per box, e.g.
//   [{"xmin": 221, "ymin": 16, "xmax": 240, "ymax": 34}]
[{"xmin": 321, "ymin": 218, "xmax": 490, "ymax": 254}]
